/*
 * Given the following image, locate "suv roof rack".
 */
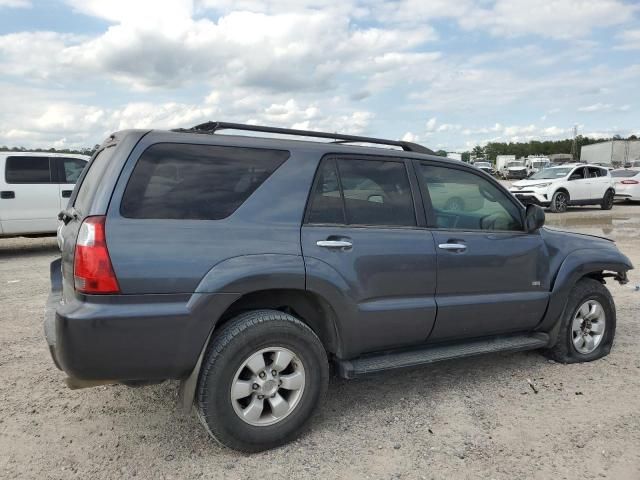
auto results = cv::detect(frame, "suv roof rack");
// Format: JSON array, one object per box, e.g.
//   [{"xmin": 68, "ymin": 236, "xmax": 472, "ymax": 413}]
[{"xmin": 173, "ymin": 121, "xmax": 435, "ymax": 155}]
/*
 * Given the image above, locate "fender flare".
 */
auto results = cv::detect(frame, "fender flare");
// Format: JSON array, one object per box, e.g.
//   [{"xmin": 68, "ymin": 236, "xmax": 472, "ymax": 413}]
[{"xmin": 536, "ymin": 247, "xmax": 633, "ymax": 342}]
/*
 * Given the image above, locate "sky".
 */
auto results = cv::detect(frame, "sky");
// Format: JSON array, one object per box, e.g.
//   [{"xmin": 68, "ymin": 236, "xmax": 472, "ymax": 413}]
[{"xmin": 0, "ymin": 0, "xmax": 638, "ymax": 152}]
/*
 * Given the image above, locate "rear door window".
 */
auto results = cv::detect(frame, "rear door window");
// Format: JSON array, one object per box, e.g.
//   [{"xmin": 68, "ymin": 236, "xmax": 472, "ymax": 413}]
[
  {"xmin": 306, "ymin": 157, "xmax": 416, "ymax": 227},
  {"xmin": 60, "ymin": 158, "xmax": 87, "ymax": 183},
  {"xmin": 120, "ymin": 143, "xmax": 289, "ymax": 220},
  {"xmin": 5, "ymin": 156, "xmax": 52, "ymax": 183}
]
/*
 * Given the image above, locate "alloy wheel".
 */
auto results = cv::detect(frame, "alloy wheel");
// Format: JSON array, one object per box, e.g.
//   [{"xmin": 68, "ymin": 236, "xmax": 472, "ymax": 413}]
[
  {"xmin": 571, "ymin": 300, "xmax": 606, "ymax": 354},
  {"xmin": 230, "ymin": 347, "xmax": 306, "ymax": 426}
]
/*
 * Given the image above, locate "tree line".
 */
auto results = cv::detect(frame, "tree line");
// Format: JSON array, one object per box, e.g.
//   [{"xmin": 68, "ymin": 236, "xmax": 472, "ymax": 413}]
[
  {"xmin": 0, "ymin": 145, "xmax": 101, "ymax": 156},
  {"xmin": 439, "ymin": 134, "xmax": 639, "ymax": 162}
]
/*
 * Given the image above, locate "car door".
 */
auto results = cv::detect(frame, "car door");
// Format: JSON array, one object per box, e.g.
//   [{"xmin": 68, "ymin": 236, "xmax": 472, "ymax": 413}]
[
  {"xmin": 0, "ymin": 155, "xmax": 59, "ymax": 235},
  {"xmin": 301, "ymin": 155, "xmax": 437, "ymax": 357},
  {"xmin": 565, "ymin": 166, "xmax": 590, "ymax": 201},
  {"xmin": 415, "ymin": 161, "xmax": 550, "ymax": 342},
  {"xmin": 586, "ymin": 166, "xmax": 609, "ymax": 200},
  {"xmin": 55, "ymin": 157, "xmax": 88, "ymax": 209}
]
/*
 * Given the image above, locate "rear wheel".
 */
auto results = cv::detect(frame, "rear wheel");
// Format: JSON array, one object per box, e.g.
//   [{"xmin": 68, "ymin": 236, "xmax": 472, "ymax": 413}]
[
  {"xmin": 600, "ymin": 189, "xmax": 614, "ymax": 210},
  {"xmin": 196, "ymin": 310, "xmax": 329, "ymax": 452},
  {"xmin": 549, "ymin": 190, "xmax": 569, "ymax": 213},
  {"xmin": 544, "ymin": 278, "xmax": 616, "ymax": 363}
]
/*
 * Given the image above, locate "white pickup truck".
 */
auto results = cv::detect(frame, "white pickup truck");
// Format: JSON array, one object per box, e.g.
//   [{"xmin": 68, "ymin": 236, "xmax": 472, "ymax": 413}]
[{"xmin": 0, "ymin": 152, "xmax": 89, "ymax": 237}]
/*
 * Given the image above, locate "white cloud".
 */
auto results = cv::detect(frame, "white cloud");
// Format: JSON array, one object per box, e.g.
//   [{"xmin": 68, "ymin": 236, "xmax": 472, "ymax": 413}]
[
  {"xmin": 459, "ymin": 0, "xmax": 637, "ymax": 39},
  {"xmin": 615, "ymin": 29, "xmax": 640, "ymax": 50},
  {"xmin": 425, "ymin": 117, "xmax": 437, "ymax": 131},
  {"xmin": 0, "ymin": 0, "xmax": 30, "ymax": 7},
  {"xmin": 577, "ymin": 103, "xmax": 631, "ymax": 113},
  {"xmin": 402, "ymin": 132, "xmax": 419, "ymax": 142}
]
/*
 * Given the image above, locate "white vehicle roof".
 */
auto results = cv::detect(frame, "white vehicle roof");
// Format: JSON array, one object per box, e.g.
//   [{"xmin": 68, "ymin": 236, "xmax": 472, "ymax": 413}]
[{"xmin": 0, "ymin": 151, "xmax": 90, "ymax": 160}]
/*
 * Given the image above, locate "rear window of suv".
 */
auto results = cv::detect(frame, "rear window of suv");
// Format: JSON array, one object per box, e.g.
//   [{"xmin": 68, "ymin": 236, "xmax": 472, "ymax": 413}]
[{"xmin": 120, "ymin": 143, "xmax": 289, "ymax": 220}]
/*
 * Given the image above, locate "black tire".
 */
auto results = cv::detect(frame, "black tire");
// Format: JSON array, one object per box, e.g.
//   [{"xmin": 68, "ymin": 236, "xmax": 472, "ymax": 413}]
[
  {"xmin": 196, "ymin": 310, "xmax": 329, "ymax": 452},
  {"xmin": 600, "ymin": 189, "xmax": 614, "ymax": 210},
  {"xmin": 549, "ymin": 190, "xmax": 569, "ymax": 213},
  {"xmin": 544, "ymin": 278, "xmax": 616, "ymax": 364}
]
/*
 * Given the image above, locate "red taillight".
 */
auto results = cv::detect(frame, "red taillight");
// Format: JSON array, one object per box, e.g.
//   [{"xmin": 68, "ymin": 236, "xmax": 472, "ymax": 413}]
[
  {"xmin": 74, "ymin": 216, "xmax": 120, "ymax": 294},
  {"xmin": 621, "ymin": 179, "xmax": 639, "ymax": 184}
]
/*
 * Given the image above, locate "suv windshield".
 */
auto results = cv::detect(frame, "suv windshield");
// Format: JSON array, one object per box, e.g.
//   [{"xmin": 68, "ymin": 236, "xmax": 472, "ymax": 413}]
[
  {"xmin": 475, "ymin": 162, "xmax": 491, "ymax": 168},
  {"xmin": 529, "ymin": 167, "xmax": 572, "ymax": 179},
  {"xmin": 507, "ymin": 161, "xmax": 524, "ymax": 168}
]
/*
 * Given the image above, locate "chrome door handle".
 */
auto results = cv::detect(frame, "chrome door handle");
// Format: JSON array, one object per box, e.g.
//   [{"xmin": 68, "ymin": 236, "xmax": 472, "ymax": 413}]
[
  {"xmin": 316, "ymin": 240, "xmax": 352, "ymax": 248},
  {"xmin": 438, "ymin": 243, "xmax": 467, "ymax": 251}
]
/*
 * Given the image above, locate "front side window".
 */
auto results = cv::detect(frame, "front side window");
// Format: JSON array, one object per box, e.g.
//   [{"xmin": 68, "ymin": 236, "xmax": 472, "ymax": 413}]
[
  {"xmin": 418, "ymin": 164, "xmax": 522, "ymax": 231},
  {"xmin": 569, "ymin": 167, "xmax": 586, "ymax": 180},
  {"xmin": 306, "ymin": 157, "xmax": 416, "ymax": 227},
  {"xmin": 121, "ymin": 143, "xmax": 289, "ymax": 220},
  {"xmin": 5, "ymin": 156, "xmax": 51, "ymax": 183}
]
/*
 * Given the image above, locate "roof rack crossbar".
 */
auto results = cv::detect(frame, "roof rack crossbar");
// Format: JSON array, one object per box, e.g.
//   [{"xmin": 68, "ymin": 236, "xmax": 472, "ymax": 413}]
[{"xmin": 174, "ymin": 121, "xmax": 434, "ymax": 154}]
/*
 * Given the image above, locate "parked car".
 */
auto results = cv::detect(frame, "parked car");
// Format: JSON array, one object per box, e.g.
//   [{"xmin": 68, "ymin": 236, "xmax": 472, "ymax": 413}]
[
  {"xmin": 612, "ymin": 168, "xmax": 640, "ymax": 201},
  {"xmin": 509, "ymin": 164, "xmax": 616, "ymax": 213},
  {"xmin": 46, "ymin": 123, "xmax": 632, "ymax": 452},
  {"xmin": 473, "ymin": 161, "xmax": 495, "ymax": 176},
  {"xmin": 0, "ymin": 152, "xmax": 88, "ymax": 237}
]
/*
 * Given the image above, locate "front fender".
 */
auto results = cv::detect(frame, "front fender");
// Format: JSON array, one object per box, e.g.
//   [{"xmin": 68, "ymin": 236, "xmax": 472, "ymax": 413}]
[{"xmin": 536, "ymin": 247, "xmax": 633, "ymax": 334}]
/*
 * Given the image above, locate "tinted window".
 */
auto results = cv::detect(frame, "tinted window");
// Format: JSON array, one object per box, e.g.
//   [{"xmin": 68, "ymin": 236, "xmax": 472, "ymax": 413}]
[
  {"xmin": 61, "ymin": 158, "xmax": 87, "ymax": 183},
  {"xmin": 74, "ymin": 146, "xmax": 115, "ymax": 215},
  {"xmin": 336, "ymin": 159, "xmax": 415, "ymax": 226},
  {"xmin": 121, "ymin": 143, "xmax": 288, "ymax": 220},
  {"xmin": 569, "ymin": 167, "xmax": 586, "ymax": 180},
  {"xmin": 5, "ymin": 156, "xmax": 51, "ymax": 183},
  {"xmin": 419, "ymin": 164, "xmax": 522, "ymax": 231},
  {"xmin": 307, "ymin": 159, "xmax": 345, "ymax": 224},
  {"xmin": 587, "ymin": 167, "xmax": 604, "ymax": 178}
]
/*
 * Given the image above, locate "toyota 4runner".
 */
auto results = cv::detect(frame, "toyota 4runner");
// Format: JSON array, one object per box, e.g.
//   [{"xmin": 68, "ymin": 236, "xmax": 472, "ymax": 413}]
[{"xmin": 46, "ymin": 122, "xmax": 633, "ymax": 452}]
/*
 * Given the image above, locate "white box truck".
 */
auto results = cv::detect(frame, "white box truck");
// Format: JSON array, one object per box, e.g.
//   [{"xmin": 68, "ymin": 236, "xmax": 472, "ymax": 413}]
[{"xmin": 581, "ymin": 140, "xmax": 640, "ymax": 167}]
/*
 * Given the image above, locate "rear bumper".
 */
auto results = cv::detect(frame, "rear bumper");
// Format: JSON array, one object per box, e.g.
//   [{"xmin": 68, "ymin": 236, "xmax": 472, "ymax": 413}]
[{"xmin": 44, "ymin": 259, "xmax": 239, "ymax": 382}]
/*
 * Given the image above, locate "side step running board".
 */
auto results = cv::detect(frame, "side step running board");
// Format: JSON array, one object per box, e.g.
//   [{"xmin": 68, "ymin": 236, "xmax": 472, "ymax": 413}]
[{"xmin": 337, "ymin": 334, "xmax": 549, "ymax": 379}]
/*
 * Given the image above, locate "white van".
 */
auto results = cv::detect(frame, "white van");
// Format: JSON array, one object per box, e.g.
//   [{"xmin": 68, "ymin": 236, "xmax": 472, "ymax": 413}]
[{"xmin": 0, "ymin": 152, "xmax": 89, "ymax": 237}]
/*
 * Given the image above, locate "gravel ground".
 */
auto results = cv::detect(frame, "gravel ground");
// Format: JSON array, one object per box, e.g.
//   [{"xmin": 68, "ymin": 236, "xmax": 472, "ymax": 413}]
[{"xmin": 1, "ymin": 204, "xmax": 639, "ymax": 480}]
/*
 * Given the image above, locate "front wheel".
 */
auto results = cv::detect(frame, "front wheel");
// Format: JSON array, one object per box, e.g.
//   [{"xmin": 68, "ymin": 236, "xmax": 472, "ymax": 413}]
[
  {"xmin": 549, "ymin": 190, "xmax": 569, "ymax": 213},
  {"xmin": 196, "ymin": 310, "xmax": 329, "ymax": 452},
  {"xmin": 601, "ymin": 189, "xmax": 614, "ymax": 210},
  {"xmin": 544, "ymin": 278, "xmax": 616, "ymax": 363}
]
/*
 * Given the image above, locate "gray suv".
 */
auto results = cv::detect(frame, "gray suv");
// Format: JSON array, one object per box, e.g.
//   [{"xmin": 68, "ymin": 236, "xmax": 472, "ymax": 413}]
[{"xmin": 46, "ymin": 122, "xmax": 632, "ymax": 452}]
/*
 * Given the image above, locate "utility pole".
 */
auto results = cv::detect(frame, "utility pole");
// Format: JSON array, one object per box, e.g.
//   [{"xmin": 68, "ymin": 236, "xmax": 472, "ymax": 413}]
[{"xmin": 571, "ymin": 124, "xmax": 578, "ymax": 161}]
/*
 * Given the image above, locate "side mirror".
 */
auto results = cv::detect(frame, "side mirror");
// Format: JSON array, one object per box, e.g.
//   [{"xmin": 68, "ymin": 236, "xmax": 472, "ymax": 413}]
[{"xmin": 524, "ymin": 204, "xmax": 545, "ymax": 232}]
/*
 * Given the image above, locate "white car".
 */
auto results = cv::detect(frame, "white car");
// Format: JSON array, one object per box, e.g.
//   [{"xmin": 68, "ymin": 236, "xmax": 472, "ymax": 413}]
[
  {"xmin": 0, "ymin": 152, "xmax": 89, "ymax": 237},
  {"xmin": 612, "ymin": 168, "xmax": 640, "ymax": 201},
  {"xmin": 509, "ymin": 164, "xmax": 615, "ymax": 213}
]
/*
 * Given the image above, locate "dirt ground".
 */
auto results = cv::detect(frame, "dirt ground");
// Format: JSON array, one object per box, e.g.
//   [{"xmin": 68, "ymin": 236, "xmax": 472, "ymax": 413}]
[{"xmin": 1, "ymin": 203, "xmax": 639, "ymax": 480}]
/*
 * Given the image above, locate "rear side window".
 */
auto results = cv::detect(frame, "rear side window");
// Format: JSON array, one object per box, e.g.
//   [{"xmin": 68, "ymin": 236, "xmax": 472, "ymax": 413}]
[
  {"xmin": 74, "ymin": 146, "xmax": 115, "ymax": 215},
  {"xmin": 61, "ymin": 158, "xmax": 87, "ymax": 183},
  {"xmin": 5, "ymin": 156, "xmax": 51, "ymax": 183},
  {"xmin": 306, "ymin": 157, "xmax": 416, "ymax": 227},
  {"xmin": 120, "ymin": 143, "xmax": 289, "ymax": 220}
]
